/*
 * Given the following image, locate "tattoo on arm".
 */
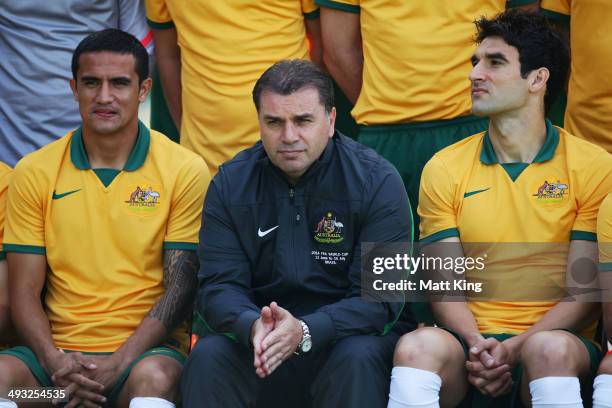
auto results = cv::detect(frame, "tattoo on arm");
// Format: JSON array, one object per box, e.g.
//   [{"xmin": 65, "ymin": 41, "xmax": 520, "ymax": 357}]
[{"xmin": 148, "ymin": 249, "xmax": 199, "ymax": 330}]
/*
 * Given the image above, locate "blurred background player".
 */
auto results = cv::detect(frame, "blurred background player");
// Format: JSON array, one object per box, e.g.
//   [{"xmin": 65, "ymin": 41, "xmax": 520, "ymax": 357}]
[
  {"xmin": 0, "ymin": 0, "xmax": 152, "ymax": 167},
  {"xmin": 542, "ymin": 0, "xmax": 612, "ymax": 153},
  {"xmin": 146, "ymin": 0, "xmax": 325, "ymax": 175},
  {"xmin": 316, "ymin": 0, "xmax": 538, "ymax": 236}
]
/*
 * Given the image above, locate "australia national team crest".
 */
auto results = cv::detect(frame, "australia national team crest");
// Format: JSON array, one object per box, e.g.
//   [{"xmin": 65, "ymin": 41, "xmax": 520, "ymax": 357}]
[
  {"xmin": 314, "ymin": 212, "xmax": 345, "ymax": 244},
  {"xmin": 124, "ymin": 184, "xmax": 162, "ymax": 215},
  {"xmin": 532, "ymin": 179, "xmax": 569, "ymax": 204}
]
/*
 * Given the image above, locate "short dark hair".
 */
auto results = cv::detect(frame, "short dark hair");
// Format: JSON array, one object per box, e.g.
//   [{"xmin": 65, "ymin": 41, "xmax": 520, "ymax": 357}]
[
  {"xmin": 252, "ymin": 60, "xmax": 334, "ymax": 113},
  {"xmin": 72, "ymin": 29, "xmax": 149, "ymax": 84},
  {"xmin": 474, "ymin": 9, "xmax": 569, "ymax": 112}
]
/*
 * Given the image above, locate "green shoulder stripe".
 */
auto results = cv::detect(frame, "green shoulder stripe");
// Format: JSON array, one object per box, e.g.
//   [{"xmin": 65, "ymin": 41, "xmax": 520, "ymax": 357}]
[
  {"xmin": 4, "ymin": 244, "xmax": 46, "ymax": 255},
  {"xmin": 147, "ymin": 19, "xmax": 175, "ymax": 29},
  {"xmin": 315, "ymin": 0, "xmax": 360, "ymax": 13}
]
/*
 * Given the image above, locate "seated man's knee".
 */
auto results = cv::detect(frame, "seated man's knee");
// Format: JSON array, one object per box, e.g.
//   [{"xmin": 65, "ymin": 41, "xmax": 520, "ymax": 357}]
[
  {"xmin": 522, "ymin": 331, "xmax": 581, "ymax": 374},
  {"xmin": 393, "ymin": 327, "xmax": 456, "ymax": 369},
  {"xmin": 0, "ymin": 356, "xmax": 37, "ymax": 388},
  {"xmin": 598, "ymin": 354, "xmax": 612, "ymax": 375},
  {"xmin": 128, "ymin": 356, "xmax": 182, "ymax": 398}
]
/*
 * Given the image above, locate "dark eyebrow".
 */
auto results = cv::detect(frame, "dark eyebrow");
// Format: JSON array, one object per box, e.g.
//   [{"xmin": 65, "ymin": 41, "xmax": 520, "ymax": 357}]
[
  {"xmin": 294, "ymin": 114, "xmax": 314, "ymax": 121},
  {"xmin": 80, "ymin": 75, "xmax": 100, "ymax": 82},
  {"xmin": 263, "ymin": 114, "xmax": 283, "ymax": 121},
  {"xmin": 111, "ymin": 76, "xmax": 132, "ymax": 83},
  {"xmin": 485, "ymin": 52, "xmax": 509, "ymax": 62}
]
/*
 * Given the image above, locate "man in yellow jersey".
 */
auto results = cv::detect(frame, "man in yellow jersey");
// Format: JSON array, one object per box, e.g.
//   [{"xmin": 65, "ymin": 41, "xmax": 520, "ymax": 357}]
[
  {"xmin": 594, "ymin": 194, "xmax": 612, "ymax": 407},
  {"xmin": 541, "ymin": 0, "xmax": 612, "ymax": 153},
  {"xmin": 0, "ymin": 163, "xmax": 13, "ymax": 348},
  {"xmin": 145, "ymin": 0, "xmax": 322, "ymax": 175},
  {"xmin": 388, "ymin": 10, "xmax": 612, "ymax": 407},
  {"xmin": 0, "ymin": 29, "xmax": 209, "ymax": 408},
  {"xmin": 317, "ymin": 0, "xmax": 538, "ymax": 235}
]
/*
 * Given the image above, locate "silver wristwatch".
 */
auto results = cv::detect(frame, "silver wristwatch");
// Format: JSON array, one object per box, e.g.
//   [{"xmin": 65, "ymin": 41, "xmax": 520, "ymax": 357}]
[{"xmin": 296, "ymin": 320, "xmax": 312, "ymax": 354}]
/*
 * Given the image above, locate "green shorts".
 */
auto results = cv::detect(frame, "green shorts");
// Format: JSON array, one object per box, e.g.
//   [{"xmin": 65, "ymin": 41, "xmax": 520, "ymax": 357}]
[
  {"xmin": 0, "ymin": 345, "xmax": 185, "ymax": 405},
  {"xmin": 443, "ymin": 330, "xmax": 602, "ymax": 408}
]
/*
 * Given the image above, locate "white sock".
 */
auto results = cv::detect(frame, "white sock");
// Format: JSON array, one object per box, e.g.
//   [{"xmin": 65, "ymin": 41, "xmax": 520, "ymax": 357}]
[
  {"xmin": 387, "ymin": 366, "xmax": 442, "ymax": 408},
  {"xmin": 0, "ymin": 398, "xmax": 17, "ymax": 408},
  {"xmin": 529, "ymin": 376, "xmax": 583, "ymax": 407},
  {"xmin": 593, "ymin": 374, "xmax": 612, "ymax": 408},
  {"xmin": 129, "ymin": 397, "xmax": 176, "ymax": 408}
]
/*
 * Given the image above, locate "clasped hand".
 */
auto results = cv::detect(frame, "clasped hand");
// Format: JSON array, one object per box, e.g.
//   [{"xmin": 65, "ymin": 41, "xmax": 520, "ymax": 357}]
[
  {"xmin": 465, "ymin": 336, "xmax": 519, "ymax": 397},
  {"xmin": 46, "ymin": 349, "xmax": 123, "ymax": 407},
  {"xmin": 250, "ymin": 301, "xmax": 303, "ymax": 379}
]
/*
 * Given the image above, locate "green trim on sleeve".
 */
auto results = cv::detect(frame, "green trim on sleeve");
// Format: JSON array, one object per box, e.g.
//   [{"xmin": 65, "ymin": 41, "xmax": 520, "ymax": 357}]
[
  {"xmin": 315, "ymin": 0, "xmax": 360, "ymax": 13},
  {"xmin": 507, "ymin": 0, "xmax": 538, "ymax": 7},
  {"xmin": 163, "ymin": 242, "xmax": 198, "ymax": 251},
  {"xmin": 4, "ymin": 244, "xmax": 46, "ymax": 255},
  {"xmin": 0, "ymin": 251, "xmax": 5, "ymax": 261},
  {"xmin": 541, "ymin": 9, "xmax": 571, "ymax": 24},
  {"xmin": 420, "ymin": 228, "xmax": 459, "ymax": 244},
  {"xmin": 147, "ymin": 19, "xmax": 175, "ymax": 29},
  {"xmin": 599, "ymin": 262, "xmax": 612, "ymax": 272},
  {"xmin": 570, "ymin": 230, "xmax": 597, "ymax": 242},
  {"xmin": 304, "ymin": 9, "xmax": 321, "ymax": 19}
]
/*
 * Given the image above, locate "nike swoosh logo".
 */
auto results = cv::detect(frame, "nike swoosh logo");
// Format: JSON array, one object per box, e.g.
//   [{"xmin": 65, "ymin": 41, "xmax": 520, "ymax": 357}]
[
  {"xmin": 463, "ymin": 188, "xmax": 490, "ymax": 198},
  {"xmin": 258, "ymin": 225, "xmax": 279, "ymax": 237},
  {"xmin": 52, "ymin": 189, "xmax": 82, "ymax": 200}
]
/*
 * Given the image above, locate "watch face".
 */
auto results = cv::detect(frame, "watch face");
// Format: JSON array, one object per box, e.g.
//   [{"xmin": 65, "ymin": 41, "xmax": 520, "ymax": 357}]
[{"xmin": 302, "ymin": 338, "xmax": 312, "ymax": 353}]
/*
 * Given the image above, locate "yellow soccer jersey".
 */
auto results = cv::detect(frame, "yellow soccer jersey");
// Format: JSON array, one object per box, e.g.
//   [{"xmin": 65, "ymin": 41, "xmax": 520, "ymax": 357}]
[
  {"xmin": 0, "ymin": 162, "xmax": 11, "ymax": 260},
  {"xmin": 598, "ymin": 193, "xmax": 612, "ymax": 270},
  {"xmin": 316, "ymin": 0, "xmax": 535, "ymax": 125},
  {"xmin": 419, "ymin": 121, "xmax": 612, "ymax": 335},
  {"xmin": 4, "ymin": 122, "xmax": 210, "ymax": 354},
  {"xmin": 541, "ymin": 0, "xmax": 612, "ymax": 153},
  {"xmin": 146, "ymin": 0, "xmax": 319, "ymax": 174}
]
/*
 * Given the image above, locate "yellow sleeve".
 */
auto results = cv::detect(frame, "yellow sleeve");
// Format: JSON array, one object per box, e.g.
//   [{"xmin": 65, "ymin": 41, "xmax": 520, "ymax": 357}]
[
  {"xmin": 418, "ymin": 156, "xmax": 459, "ymax": 243},
  {"xmin": 571, "ymin": 152, "xmax": 612, "ymax": 241},
  {"xmin": 163, "ymin": 156, "xmax": 210, "ymax": 250},
  {"xmin": 145, "ymin": 0, "xmax": 174, "ymax": 29},
  {"xmin": 315, "ymin": 0, "xmax": 359, "ymax": 14},
  {"xmin": 598, "ymin": 194, "xmax": 612, "ymax": 270},
  {"xmin": 0, "ymin": 164, "xmax": 12, "ymax": 255},
  {"xmin": 541, "ymin": 0, "xmax": 571, "ymax": 20},
  {"xmin": 4, "ymin": 161, "xmax": 47, "ymax": 254}
]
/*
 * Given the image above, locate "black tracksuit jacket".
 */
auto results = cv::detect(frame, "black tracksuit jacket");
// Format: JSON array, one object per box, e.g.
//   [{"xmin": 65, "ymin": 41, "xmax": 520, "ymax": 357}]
[{"xmin": 196, "ymin": 132, "xmax": 414, "ymax": 351}]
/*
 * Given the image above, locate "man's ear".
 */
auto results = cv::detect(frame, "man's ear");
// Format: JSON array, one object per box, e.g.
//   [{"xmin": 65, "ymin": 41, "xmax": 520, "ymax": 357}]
[
  {"xmin": 529, "ymin": 67, "xmax": 550, "ymax": 94},
  {"xmin": 138, "ymin": 77, "xmax": 153, "ymax": 102},
  {"xmin": 328, "ymin": 107, "xmax": 337, "ymax": 138},
  {"xmin": 69, "ymin": 79, "xmax": 78, "ymax": 101}
]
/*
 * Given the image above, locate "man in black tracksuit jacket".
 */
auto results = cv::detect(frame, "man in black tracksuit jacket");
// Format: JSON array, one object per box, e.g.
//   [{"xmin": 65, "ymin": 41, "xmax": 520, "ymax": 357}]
[{"xmin": 181, "ymin": 60, "xmax": 415, "ymax": 408}]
